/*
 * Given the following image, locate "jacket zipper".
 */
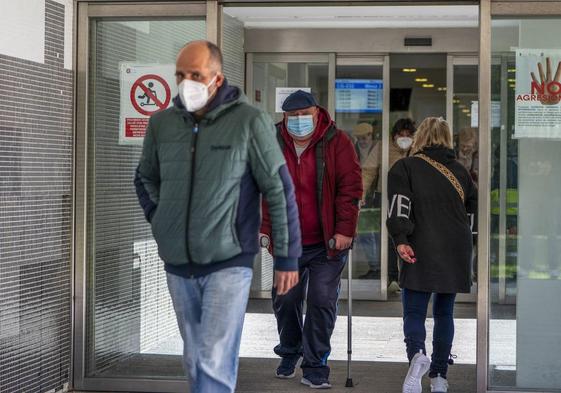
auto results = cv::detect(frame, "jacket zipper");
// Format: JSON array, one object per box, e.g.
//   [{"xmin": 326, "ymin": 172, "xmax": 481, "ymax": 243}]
[{"xmin": 186, "ymin": 122, "xmax": 199, "ymax": 265}]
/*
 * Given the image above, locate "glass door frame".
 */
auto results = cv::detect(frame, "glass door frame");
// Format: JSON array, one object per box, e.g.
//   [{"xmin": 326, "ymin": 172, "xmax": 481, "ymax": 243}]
[
  {"xmin": 448, "ymin": 54, "xmax": 479, "ymax": 303},
  {"xmin": 335, "ymin": 55, "xmax": 391, "ymax": 301},
  {"xmin": 490, "ymin": 53, "xmax": 517, "ymax": 306},
  {"xmin": 478, "ymin": 1, "xmax": 561, "ymax": 392},
  {"xmin": 447, "ymin": 54, "xmax": 479, "ymax": 126},
  {"xmin": 245, "ymin": 52, "xmax": 334, "ymax": 115},
  {"xmin": 73, "ymin": 2, "xmax": 213, "ymax": 392}
]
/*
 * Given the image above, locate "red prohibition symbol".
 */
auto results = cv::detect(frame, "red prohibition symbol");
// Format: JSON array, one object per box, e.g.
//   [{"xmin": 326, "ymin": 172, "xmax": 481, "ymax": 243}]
[{"xmin": 130, "ymin": 74, "xmax": 171, "ymax": 116}]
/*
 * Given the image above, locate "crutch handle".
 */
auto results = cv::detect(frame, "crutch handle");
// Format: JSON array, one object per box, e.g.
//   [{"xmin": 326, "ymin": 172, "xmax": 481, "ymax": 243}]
[
  {"xmin": 259, "ymin": 234, "xmax": 270, "ymax": 248},
  {"xmin": 328, "ymin": 237, "xmax": 355, "ymax": 251}
]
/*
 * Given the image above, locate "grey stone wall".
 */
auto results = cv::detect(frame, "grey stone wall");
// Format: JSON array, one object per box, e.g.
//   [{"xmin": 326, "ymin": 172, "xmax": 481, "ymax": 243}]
[{"xmin": 0, "ymin": 1, "xmax": 72, "ymax": 392}]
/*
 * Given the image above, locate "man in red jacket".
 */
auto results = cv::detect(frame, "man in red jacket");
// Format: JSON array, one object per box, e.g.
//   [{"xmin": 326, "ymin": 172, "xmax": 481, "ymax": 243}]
[{"xmin": 261, "ymin": 90, "xmax": 362, "ymax": 389}]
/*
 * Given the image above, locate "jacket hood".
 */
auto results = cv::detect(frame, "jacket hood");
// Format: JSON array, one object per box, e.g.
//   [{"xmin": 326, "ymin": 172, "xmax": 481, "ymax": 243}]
[
  {"xmin": 278, "ymin": 106, "xmax": 334, "ymax": 149},
  {"xmin": 416, "ymin": 145, "xmax": 457, "ymax": 164},
  {"xmin": 173, "ymin": 78, "xmax": 245, "ymax": 120}
]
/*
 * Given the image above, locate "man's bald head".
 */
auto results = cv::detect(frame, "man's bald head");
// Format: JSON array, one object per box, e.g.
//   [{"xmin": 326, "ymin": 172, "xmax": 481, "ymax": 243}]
[
  {"xmin": 175, "ymin": 40, "xmax": 225, "ymax": 114},
  {"xmin": 177, "ymin": 40, "xmax": 223, "ymax": 74}
]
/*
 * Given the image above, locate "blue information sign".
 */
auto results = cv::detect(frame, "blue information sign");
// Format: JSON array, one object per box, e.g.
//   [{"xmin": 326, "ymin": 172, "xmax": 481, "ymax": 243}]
[{"xmin": 335, "ymin": 79, "xmax": 383, "ymax": 113}]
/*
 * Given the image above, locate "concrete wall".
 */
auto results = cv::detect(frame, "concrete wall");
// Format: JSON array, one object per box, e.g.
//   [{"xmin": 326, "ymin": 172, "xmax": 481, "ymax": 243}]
[{"xmin": 0, "ymin": 1, "xmax": 73, "ymax": 392}]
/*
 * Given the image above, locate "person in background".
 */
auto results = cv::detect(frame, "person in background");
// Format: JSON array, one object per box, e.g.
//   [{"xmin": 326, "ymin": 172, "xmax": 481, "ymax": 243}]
[
  {"xmin": 359, "ymin": 118, "xmax": 416, "ymax": 288},
  {"xmin": 354, "ymin": 122, "xmax": 378, "ymax": 205},
  {"xmin": 261, "ymin": 90, "xmax": 362, "ymax": 389},
  {"xmin": 135, "ymin": 40, "xmax": 301, "ymax": 393},
  {"xmin": 386, "ymin": 117, "xmax": 477, "ymax": 393},
  {"xmin": 352, "ymin": 122, "xmax": 381, "ymax": 278},
  {"xmin": 456, "ymin": 127, "xmax": 479, "ymax": 281},
  {"xmin": 456, "ymin": 127, "xmax": 479, "ymax": 184}
]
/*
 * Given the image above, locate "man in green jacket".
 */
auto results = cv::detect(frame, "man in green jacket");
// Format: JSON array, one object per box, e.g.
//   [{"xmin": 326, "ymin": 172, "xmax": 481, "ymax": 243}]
[{"xmin": 135, "ymin": 40, "xmax": 301, "ymax": 393}]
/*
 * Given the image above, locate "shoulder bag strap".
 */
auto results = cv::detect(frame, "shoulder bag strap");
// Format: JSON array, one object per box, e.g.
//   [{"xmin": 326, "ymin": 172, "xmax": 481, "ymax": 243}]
[{"xmin": 416, "ymin": 153, "xmax": 465, "ymax": 203}]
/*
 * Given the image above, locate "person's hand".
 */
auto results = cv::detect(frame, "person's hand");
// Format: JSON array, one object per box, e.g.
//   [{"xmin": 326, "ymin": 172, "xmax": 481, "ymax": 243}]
[
  {"xmin": 274, "ymin": 271, "xmax": 299, "ymax": 295},
  {"xmin": 397, "ymin": 244, "xmax": 417, "ymax": 264},
  {"xmin": 333, "ymin": 233, "xmax": 353, "ymax": 250},
  {"xmin": 531, "ymin": 57, "xmax": 561, "ymax": 105}
]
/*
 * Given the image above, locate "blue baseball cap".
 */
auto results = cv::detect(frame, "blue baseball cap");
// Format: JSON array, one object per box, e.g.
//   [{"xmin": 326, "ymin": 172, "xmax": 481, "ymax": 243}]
[{"xmin": 281, "ymin": 90, "xmax": 318, "ymax": 111}]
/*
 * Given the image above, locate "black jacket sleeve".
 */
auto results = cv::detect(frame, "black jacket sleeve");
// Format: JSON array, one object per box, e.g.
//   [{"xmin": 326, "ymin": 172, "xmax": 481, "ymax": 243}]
[{"xmin": 386, "ymin": 159, "xmax": 415, "ymax": 247}]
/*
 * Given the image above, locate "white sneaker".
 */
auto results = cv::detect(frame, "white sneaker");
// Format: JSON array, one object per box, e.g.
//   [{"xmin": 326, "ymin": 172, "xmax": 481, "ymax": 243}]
[
  {"xmin": 402, "ymin": 350, "xmax": 431, "ymax": 393},
  {"xmin": 388, "ymin": 281, "xmax": 401, "ymax": 293},
  {"xmin": 430, "ymin": 374, "xmax": 449, "ymax": 392}
]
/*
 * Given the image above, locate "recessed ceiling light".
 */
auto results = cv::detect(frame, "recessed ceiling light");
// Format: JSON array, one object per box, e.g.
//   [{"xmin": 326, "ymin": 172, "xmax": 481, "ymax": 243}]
[
  {"xmin": 415, "ymin": 77, "xmax": 428, "ymax": 82},
  {"xmin": 437, "ymin": 87, "xmax": 447, "ymax": 91},
  {"xmin": 462, "ymin": 109, "xmax": 470, "ymax": 113},
  {"xmin": 422, "ymin": 84, "xmax": 434, "ymax": 88},
  {"xmin": 402, "ymin": 68, "xmax": 417, "ymax": 73}
]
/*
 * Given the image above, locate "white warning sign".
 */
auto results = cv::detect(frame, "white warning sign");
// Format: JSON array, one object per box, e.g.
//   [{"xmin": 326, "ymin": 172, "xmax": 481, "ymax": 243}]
[{"xmin": 120, "ymin": 63, "xmax": 176, "ymax": 145}]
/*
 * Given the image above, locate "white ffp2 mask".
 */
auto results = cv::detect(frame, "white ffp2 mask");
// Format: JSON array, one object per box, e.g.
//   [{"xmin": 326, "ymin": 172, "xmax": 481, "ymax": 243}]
[
  {"xmin": 178, "ymin": 76, "xmax": 217, "ymax": 112},
  {"xmin": 396, "ymin": 137, "xmax": 413, "ymax": 150}
]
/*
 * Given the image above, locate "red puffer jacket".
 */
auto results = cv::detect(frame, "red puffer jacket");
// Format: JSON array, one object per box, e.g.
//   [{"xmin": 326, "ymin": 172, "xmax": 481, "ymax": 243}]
[{"xmin": 261, "ymin": 107, "xmax": 363, "ymax": 257}]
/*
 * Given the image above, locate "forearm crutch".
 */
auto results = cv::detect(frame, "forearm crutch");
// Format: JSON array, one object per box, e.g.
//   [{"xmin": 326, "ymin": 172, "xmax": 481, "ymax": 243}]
[
  {"xmin": 329, "ymin": 238, "xmax": 354, "ymax": 388},
  {"xmin": 345, "ymin": 244, "xmax": 354, "ymax": 388}
]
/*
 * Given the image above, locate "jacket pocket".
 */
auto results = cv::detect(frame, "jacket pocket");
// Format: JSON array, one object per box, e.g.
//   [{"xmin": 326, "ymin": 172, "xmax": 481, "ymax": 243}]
[
  {"xmin": 150, "ymin": 206, "xmax": 166, "ymax": 254},
  {"xmin": 150, "ymin": 203, "xmax": 182, "ymax": 263},
  {"xmin": 150, "ymin": 205, "xmax": 160, "ymax": 236},
  {"xmin": 189, "ymin": 198, "xmax": 243, "ymax": 264}
]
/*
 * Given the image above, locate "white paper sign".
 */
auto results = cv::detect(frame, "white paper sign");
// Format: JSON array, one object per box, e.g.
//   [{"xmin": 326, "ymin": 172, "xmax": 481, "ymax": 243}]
[
  {"xmin": 514, "ymin": 49, "xmax": 561, "ymax": 139},
  {"xmin": 119, "ymin": 63, "xmax": 176, "ymax": 145},
  {"xmin": 470, "ymin": 101, "xmax": 502, "ymax": 128},
  {"xmin": 275, "ymin": 87, "xmax": 312, "ymax": 113}
]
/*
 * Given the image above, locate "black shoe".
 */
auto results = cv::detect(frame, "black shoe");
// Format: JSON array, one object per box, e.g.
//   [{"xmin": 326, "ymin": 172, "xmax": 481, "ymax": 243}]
[
  {"xmin": 275, "ymin": 355, "xmax": 300, "ymax": 379},
  {"xmin": 301, "ymin": 374, "xmax": 332, "ymax": 389}
]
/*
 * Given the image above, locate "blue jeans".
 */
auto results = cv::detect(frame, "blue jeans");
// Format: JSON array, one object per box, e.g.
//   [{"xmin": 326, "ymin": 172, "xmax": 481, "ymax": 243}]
[
  {"xmin": 166, "ymin": 267, "xmax": 253, "ymax": 393},
  {"xmin": 401, "ymin": 288, "xmax": 456, "ymax": 378}
]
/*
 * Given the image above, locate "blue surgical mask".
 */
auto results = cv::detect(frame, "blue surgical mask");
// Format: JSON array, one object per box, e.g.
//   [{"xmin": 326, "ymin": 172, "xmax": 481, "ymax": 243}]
[{"xmin": 287, "ymin": 115, "xmax": 314, "ymax": 137}]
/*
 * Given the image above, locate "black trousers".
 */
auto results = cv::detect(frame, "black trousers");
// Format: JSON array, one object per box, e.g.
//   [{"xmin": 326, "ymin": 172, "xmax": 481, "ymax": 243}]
[{"xmin": 271, "ymin": 243, "xmax": 347, "ymax": 379}]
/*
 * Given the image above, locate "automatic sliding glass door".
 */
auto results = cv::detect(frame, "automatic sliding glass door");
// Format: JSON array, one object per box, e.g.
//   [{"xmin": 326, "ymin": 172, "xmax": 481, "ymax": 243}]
[
  {"xmin": 248, "ymin": 53, "xmax": 330, "ymax": 297},
  {"xmin": 248, "ymin": 54, "xmax": 389, "ymax": 300},
  {"xmin": 335, "ymin": 56, "xmax": 389, "ymax": 301},
  {"xmin": 74, "ymin": 2, "xmax": 208, "ymax": 392},
  {"xmin": 449, "ymin": 55, "xmax": 479, "ymax": 303}
]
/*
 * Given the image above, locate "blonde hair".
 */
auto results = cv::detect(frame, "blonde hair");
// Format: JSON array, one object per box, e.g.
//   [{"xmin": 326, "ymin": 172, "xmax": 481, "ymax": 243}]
[{"xmin": 411, "ymin": 117, "xmax": 453, "ymax": 154}]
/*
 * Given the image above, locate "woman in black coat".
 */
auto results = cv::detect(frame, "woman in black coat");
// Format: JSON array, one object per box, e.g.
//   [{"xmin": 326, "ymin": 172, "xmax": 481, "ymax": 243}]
[{"xmin": 386, "ymin": 117, "xmax": 477, "ymax": 393}]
